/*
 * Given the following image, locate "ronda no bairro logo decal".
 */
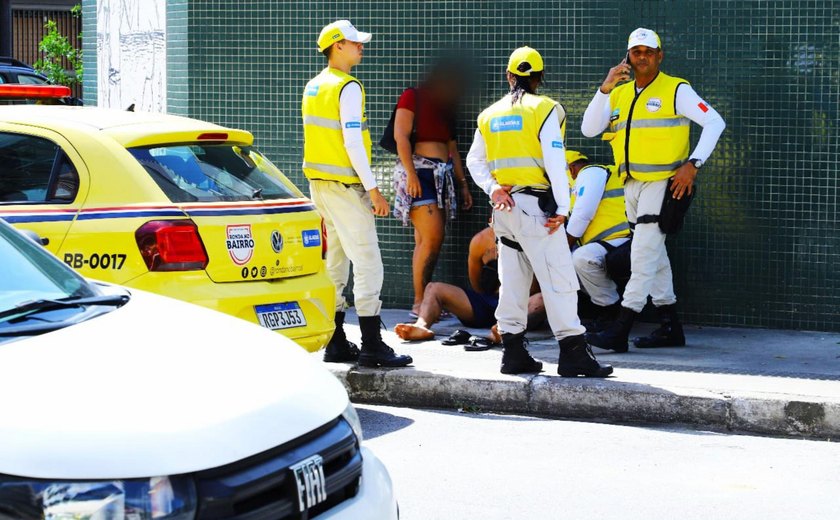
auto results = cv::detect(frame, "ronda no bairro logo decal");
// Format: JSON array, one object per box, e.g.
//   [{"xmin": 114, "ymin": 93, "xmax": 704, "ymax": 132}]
[{"xmin": 226, "ymin": 224, "xmax": 255, "ymax": 265}]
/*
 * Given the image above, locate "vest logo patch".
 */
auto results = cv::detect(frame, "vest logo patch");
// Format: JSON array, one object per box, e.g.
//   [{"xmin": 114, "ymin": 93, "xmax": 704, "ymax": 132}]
[
  {"xmin": 646, "ymin": 98, "xmax": 662, "ymax": 112},
  {"xmin": 551, "ymin": 140, "xmax": 564, "ymax": 149},
  {"xmin": 305, "ymin": 85, "xmax": 319, "ymax": 96},
  {"xmin": 490, "ymin": 115, "xmax": 523, "ymax": 132},
  {"xmin": 610, "ymin": 108, "xmax": 620, "ymax": 122},
  {"xmin": 345, "ymin": 121, "xmax": 361, "ymax": 129}
]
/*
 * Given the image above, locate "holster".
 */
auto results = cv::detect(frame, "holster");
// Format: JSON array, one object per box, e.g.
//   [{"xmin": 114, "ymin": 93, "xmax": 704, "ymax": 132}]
[
  {"xmin": 537, "ymin": 190, "xmax": 558, "ymax": 216},
  {"xmin": 516, "ymin": 187, "xmax": 558, "ymax": 217}
]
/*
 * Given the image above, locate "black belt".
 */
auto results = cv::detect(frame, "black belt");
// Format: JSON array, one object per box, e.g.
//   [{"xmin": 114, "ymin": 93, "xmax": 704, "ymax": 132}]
[{"xmin": 499, "ymin": 236, "xmax": 523, "ymax": 251}]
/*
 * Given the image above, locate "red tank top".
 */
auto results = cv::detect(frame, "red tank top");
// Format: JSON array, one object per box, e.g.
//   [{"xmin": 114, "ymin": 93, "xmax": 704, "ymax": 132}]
[{"xmin": 396, "ymin": 88, "xmax": 455, "ymax": 144}]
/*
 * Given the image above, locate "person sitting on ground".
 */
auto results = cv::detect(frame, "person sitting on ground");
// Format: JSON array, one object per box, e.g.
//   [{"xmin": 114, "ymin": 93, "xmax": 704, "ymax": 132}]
[
  {"xmin": 565, "ymin": 150, "xmax": 632, "ymax": 331},
  {"xmin": 394, "ymin": 225, "xmax": 545, "ymax": 341}
]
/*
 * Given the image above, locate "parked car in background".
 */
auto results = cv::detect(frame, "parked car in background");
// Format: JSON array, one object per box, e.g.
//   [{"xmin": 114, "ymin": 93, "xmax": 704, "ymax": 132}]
[
  {"xmin": 0, "ymin": 97, "xmax": 336, "ymax": 351},
  {"xmin": 0, "ymin": 218, "xmax": 398, "ymax": 519},
  {"xmin": 0, "ymin": 57, "xmax": 82, "ymax": 105},
  {"xmin": 0, "ymin": 57, "xmax": 49, "ymax": 85}
]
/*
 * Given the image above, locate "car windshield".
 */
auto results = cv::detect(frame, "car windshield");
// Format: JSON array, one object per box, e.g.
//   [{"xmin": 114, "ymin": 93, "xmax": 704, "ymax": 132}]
[
  {"xmin": 0, "ymin": 221, "xmax": 96, "ymax": 315},
  {"xmin": 128, "ymin": 144, "xmax": 302, "ymax": 203}
]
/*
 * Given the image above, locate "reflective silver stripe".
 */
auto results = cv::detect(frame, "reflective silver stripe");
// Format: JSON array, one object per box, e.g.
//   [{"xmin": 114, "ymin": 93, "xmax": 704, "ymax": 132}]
[
  {"xmin": 589, "ymin": 222, "xmax": 631, "ymax": 243},
  {"xmin": 612, "ymin": 117, "xmax": 689, "ymax": 132},
  {"xmin": 302, "ymin": 161, "xmax": 358, "ymax": 177},
  {"xmin": 488, "ymin": 157, "xmax": 545, "ymax": 171},
  {"xmin": 601, "ymin": 188, "xmax": 624, "ymax": 199},
  {"xmin": 618, "ymin": 160, "xmax": 684, "ymax": 174},
  {"xmin": 303, "ymin": 116, "xmax": 368, "ymax": 131}
]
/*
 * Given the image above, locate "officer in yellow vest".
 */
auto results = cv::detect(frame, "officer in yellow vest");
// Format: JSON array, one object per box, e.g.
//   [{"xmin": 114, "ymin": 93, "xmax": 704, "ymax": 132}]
[
  {"xmin": 302, "ymin": 20, "xmax": 411, "ymax": 367},
  {"xmin": 581, "ymin": 28, "xmax": 725, "ymax": 352},
  {"xmin": 466, "ymin": 46, "xmax": 612, "ymax": 377},
  {"xmin": 565, "ymin": 150, "xmax": 631, "ymax": 330}
]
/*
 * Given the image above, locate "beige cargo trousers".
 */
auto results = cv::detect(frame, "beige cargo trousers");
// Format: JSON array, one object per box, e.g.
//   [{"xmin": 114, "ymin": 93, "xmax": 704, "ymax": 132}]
[
  {"xmin": 492, "ymin": 199, "xmax": 586, "ymax": 340},
  {"xmin": 309, "ymin": 179, "xmax": 384, "ymax": 317}
]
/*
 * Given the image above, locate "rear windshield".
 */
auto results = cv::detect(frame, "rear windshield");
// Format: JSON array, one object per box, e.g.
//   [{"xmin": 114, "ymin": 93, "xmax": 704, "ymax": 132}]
[{"xmin": 128, "ymin": 144, "xmax": 302, "ymax": 203}]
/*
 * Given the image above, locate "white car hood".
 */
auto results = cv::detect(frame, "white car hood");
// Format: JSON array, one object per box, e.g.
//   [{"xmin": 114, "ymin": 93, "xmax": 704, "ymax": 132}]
[{"xmin": 0, "ymin": 288, "xmax": 348, "ymax": 479}]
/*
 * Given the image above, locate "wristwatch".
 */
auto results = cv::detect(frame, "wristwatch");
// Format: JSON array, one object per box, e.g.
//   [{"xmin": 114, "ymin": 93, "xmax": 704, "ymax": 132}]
[{"xmin": 688, "ymin": 158, "xmax": 703, "ymax": 169}]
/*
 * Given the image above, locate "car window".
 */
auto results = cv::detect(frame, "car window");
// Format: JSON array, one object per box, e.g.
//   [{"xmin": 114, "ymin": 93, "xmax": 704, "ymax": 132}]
[
  {"xmin": 0, "ymin": 221, "xmax": 95, "ymax": 313},
  {"xmin": 128, "ymin": 144, "xmax": 302, "ymax": 203},
  {"xmin": 15, "ymin": 73, "xmax": 48, "ymax": 85},
  {"xmin": 47, "ymin": 153, "xmax": 80, "ymax": 202},
  {"xmin": 0, "ymin": 132, "xmax": 79, "ymax": 203}
]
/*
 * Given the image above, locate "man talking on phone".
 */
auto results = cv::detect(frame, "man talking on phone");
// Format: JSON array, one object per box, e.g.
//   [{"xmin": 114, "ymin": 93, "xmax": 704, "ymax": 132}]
[{"xmin": 580, "ymin": 28, "xmax": 725, "ymax": 352}]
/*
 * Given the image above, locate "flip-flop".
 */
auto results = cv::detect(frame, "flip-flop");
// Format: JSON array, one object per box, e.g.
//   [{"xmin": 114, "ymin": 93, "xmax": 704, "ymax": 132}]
[
  {"xmin": 464, "ymin": 336, "xmax": 494, "ymax": 352},
  {"xmin": 441, "ymin": 329, "xmax": 472, "ymax": 346}
]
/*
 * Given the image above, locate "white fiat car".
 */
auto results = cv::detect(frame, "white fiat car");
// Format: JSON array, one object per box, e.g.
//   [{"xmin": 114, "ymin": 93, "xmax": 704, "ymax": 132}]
[{"xmin": 0, "ymin": 219, "xmax": 398, "ymax": 519}]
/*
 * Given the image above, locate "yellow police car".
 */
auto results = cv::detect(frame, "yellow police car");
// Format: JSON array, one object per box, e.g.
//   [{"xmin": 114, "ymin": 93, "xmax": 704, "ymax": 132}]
[{"xmin": 0, "ymin": 98, "xmax": 335, "ymax": 351}]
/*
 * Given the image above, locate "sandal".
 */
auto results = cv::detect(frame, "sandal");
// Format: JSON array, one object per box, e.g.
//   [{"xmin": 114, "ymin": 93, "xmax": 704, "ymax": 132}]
[
  {"xmin": 464, "ymin": 336, "xmax": 494, "ymax": 352},
  {"xmin": 441, "ymin": 329, "xmax": 472, "ymax": 346}
]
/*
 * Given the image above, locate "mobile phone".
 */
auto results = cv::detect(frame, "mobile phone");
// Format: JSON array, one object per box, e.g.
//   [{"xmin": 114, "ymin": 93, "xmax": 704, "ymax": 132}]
[{"xmin": 623, "ymin": 53, "xmax": 632, "ymax": 81}]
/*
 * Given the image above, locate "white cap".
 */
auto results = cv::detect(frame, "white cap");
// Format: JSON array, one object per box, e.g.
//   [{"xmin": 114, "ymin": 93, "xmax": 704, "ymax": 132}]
[
  {"xmin": 627, "ymin": 28, "xmax": 661, "ymax": 50},
  {"xmin": 317, "ymin": 20, "xmax": 372, "ymax": 52}
]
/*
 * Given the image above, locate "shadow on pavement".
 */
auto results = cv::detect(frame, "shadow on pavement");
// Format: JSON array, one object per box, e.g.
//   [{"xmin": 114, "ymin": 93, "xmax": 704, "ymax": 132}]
[{"xmin": 357, "ymin": 406, "xmax": 415, "ymax": 440}]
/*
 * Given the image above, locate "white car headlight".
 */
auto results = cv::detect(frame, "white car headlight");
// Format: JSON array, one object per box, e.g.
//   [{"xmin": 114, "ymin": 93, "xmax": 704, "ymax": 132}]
[
  {"xmin": 341, "ymin": 402, "xmax": 364, "ymax": 443},
  {"xmin": 0, "ymin": 475, "xmax": 196, "ymax": 519}
]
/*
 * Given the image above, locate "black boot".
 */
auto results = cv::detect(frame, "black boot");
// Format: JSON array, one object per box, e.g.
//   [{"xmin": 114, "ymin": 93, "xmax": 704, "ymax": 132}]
[
  {"xmin": 633, "ymin": 304, "xmax": 686, "ymax": 348},
  {"xmin": 500, "ymin": 332, "xmax": 543, "ymax": 374},
  {"xmin": 557, "ymin": 335, "xmax": 613, "ymax": 377},
  {"xmin": 323, "ymin": 312, "xmax": 360, "ymax": 363},
  {"xmin": 585, "ymin": 307, "xmax": 636, "ymax": 353},
  {"xmin": 583, "ymin": 302, "xmax": 622, "ymax": 333},
  {"xmin": 358, "ymin": 316, "xmax": 413, "ymax": 368}
]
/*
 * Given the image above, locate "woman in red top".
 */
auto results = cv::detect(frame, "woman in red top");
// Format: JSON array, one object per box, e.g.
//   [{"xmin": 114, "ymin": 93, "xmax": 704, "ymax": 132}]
[{"xmin": 393, "ymin": 65, "xmax": 473, "ymax": 317}]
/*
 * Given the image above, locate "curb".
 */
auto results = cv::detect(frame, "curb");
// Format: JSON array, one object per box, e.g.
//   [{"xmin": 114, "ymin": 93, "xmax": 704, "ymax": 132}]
[{"xmin": 327, "ymin": 365, "xmax": 840, "ymax": 439}]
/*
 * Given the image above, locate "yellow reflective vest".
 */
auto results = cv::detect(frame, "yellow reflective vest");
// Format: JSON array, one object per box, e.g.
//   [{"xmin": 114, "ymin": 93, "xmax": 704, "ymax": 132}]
[
  {"xmin": 477, "ymin": 93, "xmax": 562, "ymax": 188},
  {"xmin": 604, "ymin": 72, "xmax": 690, "ymax": 182},
  {"xmin": 570, "ymin": 164, "xmax": 631, "ymax": 245},
  {"xmin": 301, "ymin": 67, "xmax": 372, "ymax": 183}
]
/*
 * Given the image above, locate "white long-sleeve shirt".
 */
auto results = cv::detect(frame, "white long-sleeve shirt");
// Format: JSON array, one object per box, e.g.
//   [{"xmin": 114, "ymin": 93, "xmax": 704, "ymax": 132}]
[
  {"xmin": 581, "ymin": 83, "xmax": 725, "ymax": 163},
  {"xmin": 466, "ymin": 105, "xmax": 570, "ymax": 216},
  {"xmin": 566, "ymin": 165, "xmax": 609, "ymax": 238},
  {"xmin": 338, "ymin": 81, "xmax": 377, "ymax": 191}
]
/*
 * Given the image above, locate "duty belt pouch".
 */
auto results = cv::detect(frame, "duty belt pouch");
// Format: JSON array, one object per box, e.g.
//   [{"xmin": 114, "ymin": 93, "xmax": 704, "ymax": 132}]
[{"xmin": 659, "ymin": 178, "xmax": 696, "ymax": 235}]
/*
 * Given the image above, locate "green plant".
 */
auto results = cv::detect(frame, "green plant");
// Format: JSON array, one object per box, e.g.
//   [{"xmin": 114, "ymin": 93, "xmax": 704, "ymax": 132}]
[{"xmin": 33, "ymin": 7, "xmax": 83, "ymax": 87}]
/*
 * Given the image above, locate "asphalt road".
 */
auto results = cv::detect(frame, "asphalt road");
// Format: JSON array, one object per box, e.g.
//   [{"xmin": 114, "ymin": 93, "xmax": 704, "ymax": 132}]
[{"xmin": 358, "ymin": 404, "xmax": 840, "ymax": 520}]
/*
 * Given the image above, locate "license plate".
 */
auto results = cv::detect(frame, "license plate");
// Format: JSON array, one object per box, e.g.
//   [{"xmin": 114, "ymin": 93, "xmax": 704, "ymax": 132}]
[
  {"xmin": 254, "ymin": 302, "xmax": 307, "ymax": 330},
  {"xmin": 291, "ymin": 454, "xmax": 327, "ymax": 512}
]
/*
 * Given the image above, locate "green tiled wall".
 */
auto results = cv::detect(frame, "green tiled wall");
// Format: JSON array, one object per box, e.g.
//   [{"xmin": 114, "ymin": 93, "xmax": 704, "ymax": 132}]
[{"xmin": 88, "ymin": 0, "xmax": 840, "ymax": 332}]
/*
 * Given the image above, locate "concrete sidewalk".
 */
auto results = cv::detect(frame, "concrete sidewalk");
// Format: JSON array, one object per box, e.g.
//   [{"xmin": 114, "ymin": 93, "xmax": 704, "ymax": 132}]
[{"xmin": 315, "ymin": 309, "xmax": 840, "ymax": 438}]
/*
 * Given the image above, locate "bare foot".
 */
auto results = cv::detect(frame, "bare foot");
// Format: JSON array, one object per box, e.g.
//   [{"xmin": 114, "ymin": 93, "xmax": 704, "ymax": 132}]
[
  {"xmin": 395, "ymin": 323, "xmax": 435, "ymax": 341},
  {"xmin": 489, "ymin": 324, "xmax": 501, "ymax": 344}
]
